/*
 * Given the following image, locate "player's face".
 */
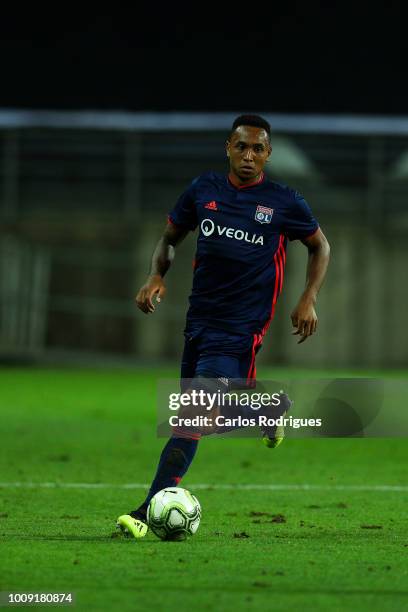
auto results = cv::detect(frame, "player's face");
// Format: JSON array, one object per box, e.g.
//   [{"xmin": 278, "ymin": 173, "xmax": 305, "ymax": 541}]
[{"xmin": 226, "ymin": 126, "xmax": 271, "ymax": 182}]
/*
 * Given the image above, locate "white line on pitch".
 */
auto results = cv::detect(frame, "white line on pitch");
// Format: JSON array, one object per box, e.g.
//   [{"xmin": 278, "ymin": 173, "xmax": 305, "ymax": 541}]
[{"xmin": 0, "ymin": 482, "xmax": 407, "ymax": 492}]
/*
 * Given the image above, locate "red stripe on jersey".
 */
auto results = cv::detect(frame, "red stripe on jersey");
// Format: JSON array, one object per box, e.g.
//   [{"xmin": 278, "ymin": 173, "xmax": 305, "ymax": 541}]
[
  {"xmin": 246, "ymin": 334, "xmax": 258, "ymax": 385},
  {"xmin": 261, "ymin": 234, "xmax": 286, "ymax": 338},
  {"xmin": 281, "ymin": 239, "xmax": 287, "ymax": 292},
  {"xmin": 278, "ymin": 246, "xmax": 284, "ymax": 295},
  {"xmin": 274, "ymin": 237, "xmax": 286, "ymax": 316},
  {"xmin": 253, "ymin": 334, "xmax": 262, "ymax": 382},
  {"xmin": 246, "ymin": 333, "xmax": 262, "ymax": 386}
]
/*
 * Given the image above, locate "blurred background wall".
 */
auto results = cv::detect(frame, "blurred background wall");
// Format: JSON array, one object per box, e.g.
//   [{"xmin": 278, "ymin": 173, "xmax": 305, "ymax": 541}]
[{"xmin": 1, "ymin": 111, "xmax": 407, "ymax": 368}]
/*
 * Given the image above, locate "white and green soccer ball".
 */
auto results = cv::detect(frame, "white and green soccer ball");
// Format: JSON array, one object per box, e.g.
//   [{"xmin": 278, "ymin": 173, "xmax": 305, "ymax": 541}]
[{"xmin": 147, "ymin": 487, "xmax": 201, "ymax": 541}]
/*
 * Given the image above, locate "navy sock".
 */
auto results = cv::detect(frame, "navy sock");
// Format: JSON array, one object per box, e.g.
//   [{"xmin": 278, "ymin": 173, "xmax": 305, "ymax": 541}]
[{"xmin": 134, "ymin": 437, "xmax": 199, "ymax": 518}]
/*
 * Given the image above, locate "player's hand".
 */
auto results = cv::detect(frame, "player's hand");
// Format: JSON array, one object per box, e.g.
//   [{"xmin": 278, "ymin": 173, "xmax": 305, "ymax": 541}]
[
  {"xmin": 135, "ymin": 275, "xmax": 166, "ymax": 314},
  {"xmin": 290, "ymin": 295, "xmax": 318, "ymax": 344}
]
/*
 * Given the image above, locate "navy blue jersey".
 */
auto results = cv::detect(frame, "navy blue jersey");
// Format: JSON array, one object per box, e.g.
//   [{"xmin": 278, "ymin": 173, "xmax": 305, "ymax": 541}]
[{"xmin": 168, "ymin": 171, "xmax": 319, "ymax": 336}]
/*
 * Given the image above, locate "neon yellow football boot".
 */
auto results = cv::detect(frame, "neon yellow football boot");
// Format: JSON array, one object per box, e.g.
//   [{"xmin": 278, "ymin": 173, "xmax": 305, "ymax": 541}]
[
  {"xmin": 116, "ymin": 514, "xmax": 148, "ymax": 539},
  {"xmin": 261, "ymin": 392, "xmax": 293, "ymax": 449},
  {"xmin": 262, "ymin": 423, "xmax": 285, "ymax": 448}
]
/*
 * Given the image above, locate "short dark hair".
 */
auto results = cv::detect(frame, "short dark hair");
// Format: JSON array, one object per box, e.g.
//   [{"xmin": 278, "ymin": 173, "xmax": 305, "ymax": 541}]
[{"xmin": 231, "ymin": 114, "xmax": 271, "ymax": 139}]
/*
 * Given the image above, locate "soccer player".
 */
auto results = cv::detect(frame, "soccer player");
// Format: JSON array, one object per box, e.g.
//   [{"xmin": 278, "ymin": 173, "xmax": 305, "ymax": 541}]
[{"xmin": 117, "ymin": 114, "xmax": 330, "ymax": 538}]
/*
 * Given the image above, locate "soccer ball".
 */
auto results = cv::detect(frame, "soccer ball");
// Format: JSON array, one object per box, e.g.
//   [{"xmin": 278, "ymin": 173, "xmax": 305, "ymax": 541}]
[{"xmin": 147, "ymin": 487, "xmax": 201, "ymax": 541}]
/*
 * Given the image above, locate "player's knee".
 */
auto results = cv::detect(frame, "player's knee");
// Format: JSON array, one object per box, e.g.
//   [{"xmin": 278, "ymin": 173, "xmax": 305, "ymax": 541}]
[{"xmin": 179, "ymin": 375, "xmax": 221, "ymax": 418}]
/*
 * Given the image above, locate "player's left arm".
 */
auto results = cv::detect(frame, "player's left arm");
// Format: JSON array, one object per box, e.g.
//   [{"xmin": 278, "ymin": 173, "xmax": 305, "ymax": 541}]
[{"xmin": 291, "ymin": 228, "xmax": 330, "ymax": 344}]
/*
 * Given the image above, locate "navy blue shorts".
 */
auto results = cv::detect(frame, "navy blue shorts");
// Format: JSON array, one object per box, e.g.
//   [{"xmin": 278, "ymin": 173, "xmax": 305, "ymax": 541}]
[{"xmin": 180, "ymin": 325, "xmax": 263, "ymax": 388}]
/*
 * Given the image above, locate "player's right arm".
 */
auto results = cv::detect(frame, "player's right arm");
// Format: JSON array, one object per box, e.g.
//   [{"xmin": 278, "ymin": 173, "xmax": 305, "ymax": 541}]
[{"xmin": 135, "ymin": 221, "xmax": 189, "ymax": 314}]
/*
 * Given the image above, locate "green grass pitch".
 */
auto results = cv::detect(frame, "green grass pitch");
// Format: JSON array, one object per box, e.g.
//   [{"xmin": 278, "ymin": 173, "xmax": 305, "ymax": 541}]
[{"xmin": 0, "ymin": 367, "xmax": 407, "ymax": 611}]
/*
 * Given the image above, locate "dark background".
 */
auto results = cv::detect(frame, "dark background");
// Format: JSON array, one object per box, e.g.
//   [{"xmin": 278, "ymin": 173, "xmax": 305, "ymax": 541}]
[
  {"xmin": 1, "ymin": 3, "xmax": 407, "ymax": 368},
  {"xmin": 0, "ymin": 5, "xmax": 404, "ymax": 113}
]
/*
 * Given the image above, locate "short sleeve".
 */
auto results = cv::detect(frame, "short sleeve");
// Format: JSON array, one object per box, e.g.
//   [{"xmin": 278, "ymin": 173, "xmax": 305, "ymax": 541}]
[
  {"xmin": 284, "ymin": 190, "xmax": 319, "ymax": 241},
  {"xmin": 168, "ymin": 178, "xmax": 199, "ymax": 231}
]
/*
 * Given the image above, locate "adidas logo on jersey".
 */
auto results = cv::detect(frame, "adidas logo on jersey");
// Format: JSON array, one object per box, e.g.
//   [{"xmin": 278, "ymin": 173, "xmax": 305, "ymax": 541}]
[
  {"xmin": 200, "ymin": 219, "xmax": 264, "ymax": 246},
  {"xmin": 204, "ymin": 200, "xmax": 218, "ymax": 210}
]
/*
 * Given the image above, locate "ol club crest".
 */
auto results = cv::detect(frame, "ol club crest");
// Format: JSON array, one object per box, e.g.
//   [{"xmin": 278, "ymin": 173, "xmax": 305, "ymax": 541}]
[{"xmin": 255, "ymin": 205, "xmax": 273, "ymax": 224}]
